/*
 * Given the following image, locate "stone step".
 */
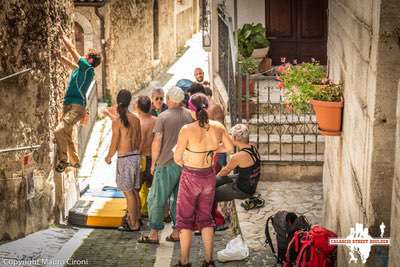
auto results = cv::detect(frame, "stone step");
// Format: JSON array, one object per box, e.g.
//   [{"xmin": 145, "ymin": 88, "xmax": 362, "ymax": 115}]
[
  {"xmin": 226, "ymin": 117, "xmax": 319, "ymax": 135},
  {"xmin": 250, "ymin": 134, "xmax": 325, "ymax": 155},
  {"xmin": 260, "ymin": 154, "xmax": 324, "ymax": 163}
]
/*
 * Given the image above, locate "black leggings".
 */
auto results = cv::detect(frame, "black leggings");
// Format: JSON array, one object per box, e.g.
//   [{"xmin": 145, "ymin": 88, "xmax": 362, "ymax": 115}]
[{"xmin": 215, "ymin": 175, "xmax": 251, "ymax": 202}]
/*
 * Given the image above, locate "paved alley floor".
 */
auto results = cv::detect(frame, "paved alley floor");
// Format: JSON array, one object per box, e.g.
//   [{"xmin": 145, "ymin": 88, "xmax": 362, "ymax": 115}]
[{"xmin": 236, "ymin": 181, "xmax": 323, "ymax": 266}]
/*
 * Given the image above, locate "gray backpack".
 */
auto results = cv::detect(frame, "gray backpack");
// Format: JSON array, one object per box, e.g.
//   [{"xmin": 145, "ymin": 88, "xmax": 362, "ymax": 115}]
[{"xmin": 265, "ymin": 211, "xmax": 311, "ymax": 263}]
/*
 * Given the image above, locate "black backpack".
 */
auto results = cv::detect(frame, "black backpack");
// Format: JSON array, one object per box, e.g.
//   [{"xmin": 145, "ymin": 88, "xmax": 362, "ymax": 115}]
[{"xmin": 265, "ymin": 211, "xmax": 311, "ymax": 263}]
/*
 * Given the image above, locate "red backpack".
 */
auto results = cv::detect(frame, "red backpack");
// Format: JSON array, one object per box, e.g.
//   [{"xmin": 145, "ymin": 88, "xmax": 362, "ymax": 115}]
[{"xmin": 284, "ymin": 225, "xmax": 337, "ymax": 267}]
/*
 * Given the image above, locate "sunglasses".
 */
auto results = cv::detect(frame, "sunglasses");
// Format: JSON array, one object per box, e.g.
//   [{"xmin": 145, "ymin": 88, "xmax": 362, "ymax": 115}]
[{"xmin": 155, "ymin": 97, "xmax": 164, "ymax": 101}]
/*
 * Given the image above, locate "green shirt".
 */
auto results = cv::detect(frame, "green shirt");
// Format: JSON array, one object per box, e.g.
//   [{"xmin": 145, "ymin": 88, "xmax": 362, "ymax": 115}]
[{"xmin": 64, "ymin": 57, "xmax": 94, "ymax": 107}]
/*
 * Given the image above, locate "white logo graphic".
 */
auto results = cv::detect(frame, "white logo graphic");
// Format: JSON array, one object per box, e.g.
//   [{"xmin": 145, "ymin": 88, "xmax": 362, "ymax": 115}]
[{"xmin": 329, "ymin": 223, "xmax": 390, "ymax": 264}]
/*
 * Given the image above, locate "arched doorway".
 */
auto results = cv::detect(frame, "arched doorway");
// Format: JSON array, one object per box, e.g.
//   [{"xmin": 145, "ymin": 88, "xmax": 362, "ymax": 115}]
[
  {"xmin": 74, "ymin": 22, "xmax": 85, "ymax": 55},
  {"xmin": 153, "ymin": 0, "xmax": 160, "ymax": 60}
]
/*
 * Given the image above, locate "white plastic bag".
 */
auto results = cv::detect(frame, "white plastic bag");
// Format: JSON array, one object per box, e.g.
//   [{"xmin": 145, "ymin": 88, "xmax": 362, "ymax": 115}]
[{"xmin": 217, "ymin": 235, "xmax": 249, "ymax": 262}]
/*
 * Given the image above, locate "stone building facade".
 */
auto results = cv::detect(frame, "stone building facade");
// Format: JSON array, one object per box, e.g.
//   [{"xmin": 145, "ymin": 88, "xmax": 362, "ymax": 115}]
[
  {"xmin": 324, "ymin": 0, "xmax": 400, "ymax": 265},
  {"xmin": 75, "ymin": 0, "xmax": 200, "ymax": 99},
  {"xmin": 390, "ymin": 81, "xmax": 400, "ymax": 265},
  {"xmin": 0, "ymin": 0, "xmax": 78, "ymax": 241}
]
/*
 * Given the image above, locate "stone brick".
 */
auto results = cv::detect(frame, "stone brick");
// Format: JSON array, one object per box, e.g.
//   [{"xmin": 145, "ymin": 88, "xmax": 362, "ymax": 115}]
[
  {"xmin": 326, "ymin": 0, "xmax": 400, "ymax": 265},
  {"xmin": 0, "ymin": 0, "xmax": 78, "ymax": 241}
]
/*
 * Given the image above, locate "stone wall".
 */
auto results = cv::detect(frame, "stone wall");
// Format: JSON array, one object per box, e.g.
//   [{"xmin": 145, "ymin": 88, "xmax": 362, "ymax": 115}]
[
  {"xmin": 324, "ymin": 0, "xmax": 400, "ymax": 265},
  {"xmin": 103, "ymin": 0, "xmax": 180, "ymax": 98},
  {"xmin": 176, "ymin": 5, "xmax": 194, "ymax": 51},
  {"xmin": 0, "ymin": 0, "xmax": 78, "ymax": 241},
  {"xmin": 158, "ymin": 0, "xmax": 178, "ymax": 66},
  {"xmin": 389, "ymin": 81, "xmax": 400, "ymax": 266}
]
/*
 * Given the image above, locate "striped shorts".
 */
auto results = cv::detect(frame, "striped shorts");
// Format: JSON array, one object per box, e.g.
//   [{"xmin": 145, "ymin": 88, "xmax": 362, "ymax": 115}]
[{"xmin": 116, "ymin": 151, "xmax": 141, "ymax": 191}]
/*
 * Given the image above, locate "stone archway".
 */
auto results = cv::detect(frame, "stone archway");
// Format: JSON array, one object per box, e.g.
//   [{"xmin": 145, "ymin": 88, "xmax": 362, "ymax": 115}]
[
  {"xmin": 73, "ymin": 12, "xmax": 94, "ymax": 53},
  {"xmin": 74, "ymin": 22, "xmax": 84, "ymax": 55}
]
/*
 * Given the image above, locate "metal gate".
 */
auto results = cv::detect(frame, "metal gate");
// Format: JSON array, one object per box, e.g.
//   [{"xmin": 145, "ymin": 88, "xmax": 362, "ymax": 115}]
[
  {"xmin": 218, "ymin": 10, "xmax": 239, "ymax": 125},
  {"xmin": 241, "ymin": 73, "xmax": 323, "ymax": 163}
]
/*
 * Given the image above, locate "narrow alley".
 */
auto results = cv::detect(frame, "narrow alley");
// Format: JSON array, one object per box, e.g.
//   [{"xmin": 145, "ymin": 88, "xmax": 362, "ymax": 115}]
[{"xmin": 1, "ymin": 0, "xmax": 400, "ymax": 267}]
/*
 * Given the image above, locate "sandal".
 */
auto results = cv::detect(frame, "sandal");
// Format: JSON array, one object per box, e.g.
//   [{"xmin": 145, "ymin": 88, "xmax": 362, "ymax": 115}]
[
  {"xmin": 241, "ymin": 195, "xmax": 265, "ymax": 210},
  {"xmin": 138, "ymin": 235, "xmax": 159, "ymax": 244},
  {"xmin": 201, "ymin": 260, "xmax": 216, "ymax": 267},
  {"xmin": 174, "ymin": 262, "xmax": 192, "ymax": 267},
  {"xmin": 119, "ymin": 214, "xmax": 141, "ymax": 232},
  {"xmin": 165, "ymin": 234, "xmax": 180, "ymax": 242},
  {"xmin": 118, "ymin": 224, "xmax": 140, "ymax": 232}
]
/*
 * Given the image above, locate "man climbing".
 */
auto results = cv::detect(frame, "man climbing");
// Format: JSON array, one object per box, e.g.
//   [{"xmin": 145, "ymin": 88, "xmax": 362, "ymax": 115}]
[{"xmin": 54, "ymin": 25, "xmax": 101, "ymax": 173}]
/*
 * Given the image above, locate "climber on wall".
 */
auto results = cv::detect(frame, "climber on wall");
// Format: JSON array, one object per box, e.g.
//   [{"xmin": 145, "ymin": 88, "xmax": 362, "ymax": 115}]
[{"xmin": 54, "ymin": 25, "xmax": 101, "ymax": 173}]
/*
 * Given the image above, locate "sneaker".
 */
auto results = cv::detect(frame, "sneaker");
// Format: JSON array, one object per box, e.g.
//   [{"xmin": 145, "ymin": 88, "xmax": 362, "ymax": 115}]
[{"xmin": 55, "ymin": 161, "xmax": 70, "ymax": 173}]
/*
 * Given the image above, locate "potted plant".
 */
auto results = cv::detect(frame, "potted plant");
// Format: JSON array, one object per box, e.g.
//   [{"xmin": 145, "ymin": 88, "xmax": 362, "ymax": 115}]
[
  {"xmin": 277, "ymin": 60, "xmax": 326, "ymax": 113},
  {"xmin": 238, "ymin": 55, "xmax": 257, "ymax": 96},
  {"xmin": 237, "ymin": 23, "xmax": 270, "ymax": 59},
  {"xmin": 311, "ymin": 83, "xmax": 344, "ymax": 136},
  {"xmin": 277, "ymin": 60, "xmax": 344, "ymax": 136}
]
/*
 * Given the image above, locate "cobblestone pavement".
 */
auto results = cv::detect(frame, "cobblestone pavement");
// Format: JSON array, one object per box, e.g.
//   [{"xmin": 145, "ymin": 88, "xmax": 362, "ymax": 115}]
[
  {"xmin": 170, "ymin": 229, "xmax": 266, "ymax": 267},
  {"xmin": 67, "ymin": 227, "xmax": 157, "ymax": 267},
  {"xmin": 0, "ymin": 226, "xmax": 78, "ymax": 267},
  {"xmin": 235, "ymin": 181, "xmax": 323, "ymax": 266}
]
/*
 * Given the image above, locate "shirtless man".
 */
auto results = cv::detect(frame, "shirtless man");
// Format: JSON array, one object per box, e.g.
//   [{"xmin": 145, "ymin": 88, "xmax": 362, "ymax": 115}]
[
  {"xmin": 204, "ymin": 87, "xmax": 225, "ymax": 124},
  {"xmin": 203, "ymin": 87, "xmax": 227, "ymax": 174},
  {"xmin": 105, "ymin": 89, "xmax": 142, "ymax": 231},
  {"xmin": 136, "ymin": 96, "xmax": 157, "ymax": 217},
  {"xmin": 137, "ymin": 96, "xmax": 157, "ymax": 185}
]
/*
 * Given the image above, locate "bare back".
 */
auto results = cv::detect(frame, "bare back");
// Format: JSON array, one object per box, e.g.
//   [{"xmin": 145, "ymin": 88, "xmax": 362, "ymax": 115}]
[
  {"xmin": 207, "ymin": 102, "xmax": 225, "ymax": 124},
  {"xmin": 113, "ymin": 112, "xmax": 141, "ymax": 156},
  {"xmin": 139, "ymin": 114, "xmax": 157, "ymax": 156},
  {"xmin": 182, "ymin": 120, "xmax": 225, "ymax": 169}
]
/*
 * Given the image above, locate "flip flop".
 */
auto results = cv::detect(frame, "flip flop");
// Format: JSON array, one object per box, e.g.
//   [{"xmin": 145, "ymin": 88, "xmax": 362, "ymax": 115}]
[
  {"xmin": 118, "ymin": 224, "xmax": 140, "ymax": 232},
  {"xmin": 165, "ymin": 234, "xmax": 180, "ymax": 242},
  {"xmin": 138, "ymin": 235, "xmax": 159, "ymax": 244}
]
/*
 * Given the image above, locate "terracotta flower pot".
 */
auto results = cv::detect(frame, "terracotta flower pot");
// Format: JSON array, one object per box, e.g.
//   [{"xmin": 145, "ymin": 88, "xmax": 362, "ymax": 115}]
[
  {"xmin": 242, "ymin": 78, "xmax": 255, "ymax": 97},
  {"xmin": 311, "ymin": 99, "xmax": 343, "ymax": 136}
]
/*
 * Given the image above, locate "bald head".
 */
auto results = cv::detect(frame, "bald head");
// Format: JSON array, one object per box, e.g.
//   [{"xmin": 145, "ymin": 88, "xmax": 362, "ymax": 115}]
[{"xmin": 194, "ymin": 67, "xmax": 204, "ymax": 83}]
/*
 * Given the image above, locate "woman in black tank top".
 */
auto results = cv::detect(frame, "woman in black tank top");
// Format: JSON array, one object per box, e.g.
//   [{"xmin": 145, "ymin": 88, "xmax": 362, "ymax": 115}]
[{"xmin": 215, "ymin": 124, "xmax": 261, "ymax": 202}]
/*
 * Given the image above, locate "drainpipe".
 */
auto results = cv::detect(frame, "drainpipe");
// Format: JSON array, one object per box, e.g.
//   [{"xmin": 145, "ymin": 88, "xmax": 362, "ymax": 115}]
[{"xmin": 95, "ymin": 7, "xmax": 107, "ymax": 101}]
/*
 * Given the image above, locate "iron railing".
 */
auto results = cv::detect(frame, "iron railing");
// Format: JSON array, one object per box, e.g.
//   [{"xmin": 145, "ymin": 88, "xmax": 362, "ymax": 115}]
[
  {"xmin": 218, "ymin": 9, "xmax": 239, "ymax": 125},
  {"xmin": 200, "ymin": 0, "xmax": 211, "ymax": 49},
  {"xmin": 240, "ymin": 73, "xmax": 323, "ymax": 163}
]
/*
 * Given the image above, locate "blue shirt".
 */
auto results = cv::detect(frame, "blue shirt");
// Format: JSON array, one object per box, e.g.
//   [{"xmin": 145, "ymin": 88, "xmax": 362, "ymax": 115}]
[{"xmin": 63, "ymin": 57, "xmax": 94, "ymax": 107}]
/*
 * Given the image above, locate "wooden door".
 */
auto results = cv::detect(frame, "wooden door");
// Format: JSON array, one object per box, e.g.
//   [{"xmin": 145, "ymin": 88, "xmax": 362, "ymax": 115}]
[{"xmin": 265, "ymin": 0, "xmax": 328, "ymax": 65}]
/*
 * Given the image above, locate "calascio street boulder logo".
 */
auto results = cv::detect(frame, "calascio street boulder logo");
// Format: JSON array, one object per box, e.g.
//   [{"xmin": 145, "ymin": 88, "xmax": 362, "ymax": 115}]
[{"xmin": 329, "ymin": 223, "xmax": 390, "ymax": 264}]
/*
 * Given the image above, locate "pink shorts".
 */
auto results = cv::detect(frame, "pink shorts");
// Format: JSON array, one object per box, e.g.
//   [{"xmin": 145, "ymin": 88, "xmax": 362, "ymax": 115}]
[{"xmin": 176, "ymin": 166, "xmax": 216, "ymax": 231}]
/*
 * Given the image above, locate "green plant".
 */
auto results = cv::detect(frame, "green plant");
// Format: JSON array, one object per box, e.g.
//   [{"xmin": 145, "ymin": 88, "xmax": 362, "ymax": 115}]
[
  {"xmin": 313, "ymin": 83, "xmax": 343, "ymax": 102},
  {"xmin": 238, "ymin": 55, "xmax": 258, "ymax": 74},
  {"xmin": 277, "ymin": 61, "xmax": 327, "ymax": 113},
  {"xmin": 237, "ymin": 23, "xmax": 270, "ymax": 57}
]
